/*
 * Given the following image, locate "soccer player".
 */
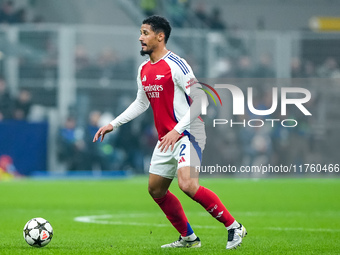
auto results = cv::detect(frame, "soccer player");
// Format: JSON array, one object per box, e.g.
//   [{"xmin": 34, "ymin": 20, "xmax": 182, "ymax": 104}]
[{"xmin": 93, "ymin": 15, "xmax": 247, "ymax": 249}]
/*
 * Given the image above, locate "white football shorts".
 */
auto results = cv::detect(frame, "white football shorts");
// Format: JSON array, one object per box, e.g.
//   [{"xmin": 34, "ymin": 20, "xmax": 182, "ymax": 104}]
[{"xmin": 149, "ymin": 135, "xmax": 205, "ymax": 179}]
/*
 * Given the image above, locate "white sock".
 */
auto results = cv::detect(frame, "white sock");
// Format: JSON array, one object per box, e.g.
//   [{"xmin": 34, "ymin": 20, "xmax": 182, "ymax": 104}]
[
  {"xmin": 226, "ymin": 220, "xmax": 240, "ymax": 230},
  {"xmin": 182, "ymin": 233, "xmax": 197, "ymax": 241}
]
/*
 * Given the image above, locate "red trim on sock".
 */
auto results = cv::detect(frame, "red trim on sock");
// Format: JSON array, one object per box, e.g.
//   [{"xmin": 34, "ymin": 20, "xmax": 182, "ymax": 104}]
[
  {"xmin": 154, "ymin": 191, "xmax": 192, "ymax": 236},
  {"xmin": 193, "ymin": 186, "xmax": 235, "ymax": 227}
]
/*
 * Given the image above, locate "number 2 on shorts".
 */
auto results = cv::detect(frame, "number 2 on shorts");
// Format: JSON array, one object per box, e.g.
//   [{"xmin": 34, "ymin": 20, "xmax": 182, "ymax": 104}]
[{"xmin": 179, "ymin": 144, "xmax": 186, "ymax": 156}]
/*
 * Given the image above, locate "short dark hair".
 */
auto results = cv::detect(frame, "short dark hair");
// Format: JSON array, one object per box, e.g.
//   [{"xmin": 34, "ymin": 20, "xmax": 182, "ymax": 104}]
[{"xmin": 142, "ymin": 15, "xmax": 171, "ymax": 44}]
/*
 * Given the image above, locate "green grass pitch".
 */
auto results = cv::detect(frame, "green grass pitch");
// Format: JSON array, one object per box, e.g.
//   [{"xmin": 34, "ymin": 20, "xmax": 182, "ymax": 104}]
[{"xmin": 0, "ymin": 177, "xmax": 339, "ymax": 254}]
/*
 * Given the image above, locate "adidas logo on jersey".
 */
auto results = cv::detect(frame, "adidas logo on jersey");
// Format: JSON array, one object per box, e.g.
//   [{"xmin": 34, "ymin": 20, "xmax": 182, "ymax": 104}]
[{"xmin": 142, "ymin": 75, "xmax": 147, "ymax": 82}]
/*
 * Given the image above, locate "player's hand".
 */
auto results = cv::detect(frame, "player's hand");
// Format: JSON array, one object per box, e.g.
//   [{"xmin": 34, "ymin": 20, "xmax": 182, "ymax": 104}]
[
  {"xmin": 93, "ymin": 124, "xmax": 114, "ymax": 143},
  {"xmin": 158, "ymin": 129, "xmax": 181, "ymax": 153}
]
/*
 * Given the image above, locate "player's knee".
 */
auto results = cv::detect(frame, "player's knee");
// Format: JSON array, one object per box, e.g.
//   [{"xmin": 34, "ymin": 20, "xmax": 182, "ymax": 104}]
[
  {"xmin": 148, "ymin": 185, "xmax": 167, "ymax": 198},
  {"xmin": 178, "ymin": 180, "xmax": 198, "ymax": 197}
]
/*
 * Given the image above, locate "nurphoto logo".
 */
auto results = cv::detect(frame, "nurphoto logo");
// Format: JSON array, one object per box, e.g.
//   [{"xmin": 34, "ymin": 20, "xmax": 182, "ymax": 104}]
[{"xmin": 195, "ymin": 82, "xmax": 312, "ymax": 128}]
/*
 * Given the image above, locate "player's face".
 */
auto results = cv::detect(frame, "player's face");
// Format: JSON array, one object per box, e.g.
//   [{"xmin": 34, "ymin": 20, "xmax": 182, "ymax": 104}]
[{"xmin": 139, "ymin": 24, "xmax": 160, "ymax": 56}]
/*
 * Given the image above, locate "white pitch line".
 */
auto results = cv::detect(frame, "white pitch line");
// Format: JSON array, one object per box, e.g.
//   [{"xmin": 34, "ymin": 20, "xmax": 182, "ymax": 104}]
[
  {"xmin": 264, "ymin": 227, "xmax": 340, "ymax": 232},
  {"xmin": 74, "ymin": 214, "xmax": 340, "ymax": 232},
  {"xmin": 74, "ymin": 215, "xmax": 219, "ymax": 229}
]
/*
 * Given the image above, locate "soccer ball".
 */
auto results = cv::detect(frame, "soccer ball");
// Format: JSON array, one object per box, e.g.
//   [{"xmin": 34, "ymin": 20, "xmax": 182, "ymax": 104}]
[{"xmin": 23, "ymin": 217, "xmax": 53, "ymax": 247}]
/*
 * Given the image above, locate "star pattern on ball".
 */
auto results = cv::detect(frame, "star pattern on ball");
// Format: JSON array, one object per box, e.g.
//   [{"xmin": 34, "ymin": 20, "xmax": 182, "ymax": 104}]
[
  {"xmin": 24, "ymin": 228, "xmax": 30, "ymax": 238},
  {"xmin": 32, "ymin": 235, "xmax": 44, "ymax": 247},
  {"xmin": 35, "ymin": 221, "xmax": 48, "ymax": 232}
]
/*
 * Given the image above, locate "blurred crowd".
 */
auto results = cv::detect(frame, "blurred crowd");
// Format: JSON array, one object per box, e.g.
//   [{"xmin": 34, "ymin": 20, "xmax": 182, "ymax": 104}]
[
  {"xmin": 139, "ymin": 0, "xmax": 227, "ymax": 30},
  {"xmin": 0, "ymin": 0, "xmax": 26, "ymax": 24},
  {"xmin": 16, "ymin": 41, "xmax": 134, "ymax": 85},
  {"xmin": 212, "ymin": 54, "xmax": 340, "ymax": 79},
  {"xmin": 74, "ymin": 45, "xmax": 134, "ymax": 81},
  {"xmin": 0, "ymin": 78, "xmax": 32, "ymax": 121},
  {"xmin": 0, "ymin": 0, "xmax": 43, "ymax": 25},
  {"xmin": 291, "ymin": 56, "xmax": 340, "ymax": 78},
  {"xmin": 57, "ymin": 110, "xmax": 157, "ymax": 173},
  {"xmin": 211, "ymin": 54, "xmax": 275, "ymax": 79}
]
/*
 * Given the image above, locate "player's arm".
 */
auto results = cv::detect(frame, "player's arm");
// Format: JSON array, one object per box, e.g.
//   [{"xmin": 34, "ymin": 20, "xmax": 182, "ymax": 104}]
[
  {"xmin": 158, "ymin": 83, "xmax": 207, "ymax": 152},
  {"xmin": 93, "ymin": 73, "xmax": 150, "ymax": 142},
  {"xmin": 173, "ymin": 58, "xmax": 208, "ymax": 135},
  {"xmin": 158, "ymin": 61, "xmax": 208, "ymax": 152},
  {"xmin": 173, "ymin": 81, "xmax": 207, "ymax": 134}
]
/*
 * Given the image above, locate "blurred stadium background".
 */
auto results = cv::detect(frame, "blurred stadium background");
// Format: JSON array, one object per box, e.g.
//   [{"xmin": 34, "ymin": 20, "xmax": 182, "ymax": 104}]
[{"xmin": 1, "ymin": 0, "xmax": 340, "ymax": 179}]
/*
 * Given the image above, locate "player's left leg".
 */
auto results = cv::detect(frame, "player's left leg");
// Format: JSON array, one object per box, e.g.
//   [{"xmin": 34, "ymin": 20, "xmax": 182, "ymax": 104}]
[
  {"xmin": 177, "ymin": 166, "xmax": 247, "ymax": 249},
  {"xmin": 149, "ymin": 141, "xmax": 201, "ymax": 248},
  {"xmin": 177, "ymin": 166, "xmax": 236, "ymax": 225}
]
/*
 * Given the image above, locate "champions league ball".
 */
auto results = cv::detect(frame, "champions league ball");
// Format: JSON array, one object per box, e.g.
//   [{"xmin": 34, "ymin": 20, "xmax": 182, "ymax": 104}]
[{"xmin": 23, "ymin": 218, "xmax": 53, "ymax": 247}]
